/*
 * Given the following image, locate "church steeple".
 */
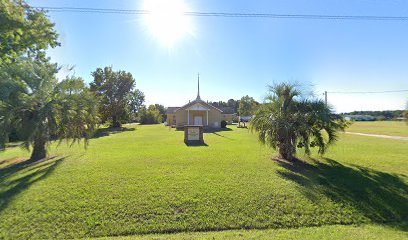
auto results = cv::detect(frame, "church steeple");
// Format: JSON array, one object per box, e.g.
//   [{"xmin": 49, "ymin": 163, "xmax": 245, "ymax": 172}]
[{"xmin": 196, "ymin": 72, "xmax": 201, "ymax": 100}]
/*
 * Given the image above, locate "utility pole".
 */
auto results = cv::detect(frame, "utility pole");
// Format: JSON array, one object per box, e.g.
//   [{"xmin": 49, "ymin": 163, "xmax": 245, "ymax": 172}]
[{"xmin": 324, "ymin": 91, "xmax": 328, "ymax": 106}]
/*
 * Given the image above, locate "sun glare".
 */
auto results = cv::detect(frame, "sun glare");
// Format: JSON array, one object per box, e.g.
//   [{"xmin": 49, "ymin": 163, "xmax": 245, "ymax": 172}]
[{"xmin": 143, "ymin": 0, "xmax": 194, "ymax": 47}]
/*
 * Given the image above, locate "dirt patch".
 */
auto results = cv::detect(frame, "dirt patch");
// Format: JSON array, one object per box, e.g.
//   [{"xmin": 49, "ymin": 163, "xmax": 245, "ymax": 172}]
[
  {"xmin": 0, "ymin": 155, "xmax": 62, "ymax": 169},
  {"xmin": 0, "ymin": 157, "xmax": 29, "ymax": 168}
]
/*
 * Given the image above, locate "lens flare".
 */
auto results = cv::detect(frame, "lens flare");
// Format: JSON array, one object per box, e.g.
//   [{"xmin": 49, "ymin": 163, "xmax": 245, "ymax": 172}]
[{"xmin": 143, "ymin": 0, "xmax": 194, "ymax": 47}]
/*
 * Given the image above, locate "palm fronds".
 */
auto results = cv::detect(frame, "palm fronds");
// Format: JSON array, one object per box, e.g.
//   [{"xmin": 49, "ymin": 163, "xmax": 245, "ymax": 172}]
[{"xmin": 251, "ymin": 83, "xmax": 347, "ymax": 160}]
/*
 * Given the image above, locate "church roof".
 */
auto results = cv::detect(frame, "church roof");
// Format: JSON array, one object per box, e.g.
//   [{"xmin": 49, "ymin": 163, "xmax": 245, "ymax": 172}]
[
  {"xmin": 167, "ymin": 104, "xmax": 236, "ymax": 114},
  {"xmin": 219, "ymin": 107, "xmax": 236, "ymax": 114},
  {"xmin": 176, "ymin": 99, "xmax": 222, "ymax": 112},
  {"xmin": 166, "ymin": 107, "xmax": 180, "ymax": 114}
]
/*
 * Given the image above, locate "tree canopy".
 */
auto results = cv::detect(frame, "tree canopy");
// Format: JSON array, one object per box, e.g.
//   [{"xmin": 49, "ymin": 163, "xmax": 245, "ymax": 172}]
[
  {"xmin": 128, "ymin": 89, "xmax": 145, "ymax": 122},
  {"xmin": 90, "ymin": 67, "xmax": 136, "ymax": 127},
  {"xmin": 154, "ymin": 104, "xmax": 166, "ymax": 122},
  {"xmin": 210, "ymin": 99, "xmax": 240, "ymax": 113},
  {"xmin": 0, "ymin": 0, "xmax": 59, "ymax": 63},
  {"xmin": 0, "ymin": 0, "xmax": 100, "ymax": 161},
  {"xmin": 251, "ymin": 83, "xmax": 347, "ymax": 161},
  {"xmin": 0, "ymin": 59, "xmax": 99, "ymax": 160},
  {"xmin": 139, "ymin": 105, "xmax": 163, "ymax": 124},
  {"xmin": 239, "ymin": 95, "xmax": 259, "ymax": 116}
]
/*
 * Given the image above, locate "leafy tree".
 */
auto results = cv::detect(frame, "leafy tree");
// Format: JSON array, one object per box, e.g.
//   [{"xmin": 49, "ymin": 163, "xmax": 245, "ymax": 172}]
[
  {"xmin": 227, "ymin": 98, "xmax": 239, "ymax": 113},
  {"xmin": 128, "ymin": 89, "xmax": 145, "ymax": 122},
  {"xmin": 209, "ymin": 99, "xmax": 239, "ymax": 113},
  {"xmin": 238, "ymin": 95, "xmax": 258, "ymax": 116},
  {"xmin": 227, "ymin": 99, "xmax": 235, "ymax": 107},
  {"xmin": 209, "ymin": 101, "xmax": 227, "ymax": 108},
  {"xmin": 139, "ymin": 105, "xmax": 162, "ymax": 124},
  {"xmin": 0, "ymin": 59, "xmax": 99, "ymax": 161},
  {"xmin": 250, "ymin": 83, "xmax": 347, "ymax": 161},
  {"xmin": 90, "ymin": 67, "xmax": 135, "ymax": 127},
  {"xmin": 154, "ymin": 104, "xmax": 166, "ymax": 122},
  {"xmin": 0, "ymin": 0, "xmax": 59, "ymax": 63}
]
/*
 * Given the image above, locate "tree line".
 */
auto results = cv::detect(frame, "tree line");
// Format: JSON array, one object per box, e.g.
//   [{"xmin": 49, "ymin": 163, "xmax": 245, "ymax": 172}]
[
  {"xmin": 209, "ymin": 95, "xmax": 259, "ymax": 116},
  {"xmin": 342, "ymin": 110, "xmax": 405, "ymax": 121}
]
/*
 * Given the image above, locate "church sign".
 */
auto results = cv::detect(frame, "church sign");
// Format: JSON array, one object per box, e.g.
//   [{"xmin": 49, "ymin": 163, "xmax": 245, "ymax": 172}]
[
  {"xmin": 187, "ymin": 127, "xmax": 200, "ymax": 140},
  {"xmin": 184, "ymin": 125, "xmax": 204, "ymax": 143}
]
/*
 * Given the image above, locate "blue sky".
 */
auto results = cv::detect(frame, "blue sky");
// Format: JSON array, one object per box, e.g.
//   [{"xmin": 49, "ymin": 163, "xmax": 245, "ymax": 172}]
[{"xmin": 29, "ymin": 0, "xmax": 408, "ymax": 112}]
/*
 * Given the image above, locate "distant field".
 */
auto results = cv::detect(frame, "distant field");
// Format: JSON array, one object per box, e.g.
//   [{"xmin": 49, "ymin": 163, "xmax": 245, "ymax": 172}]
[
  {"xmin": 347, "ymin": 121, "xmax": 408, "ymax": 137},
  {"xmin": 0, "ymin": 124, "xmax": 407, "ymax": 239}
]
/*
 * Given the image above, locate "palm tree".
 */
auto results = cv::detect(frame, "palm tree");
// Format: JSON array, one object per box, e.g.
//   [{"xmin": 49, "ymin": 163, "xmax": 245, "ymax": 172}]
[
  {"xmin": 250, "ymin": 83, "xmax": 347, "ymax": 161},
  {"xmin": 0, "ymin": 59, "xmax": 99, "ymax": 161}
]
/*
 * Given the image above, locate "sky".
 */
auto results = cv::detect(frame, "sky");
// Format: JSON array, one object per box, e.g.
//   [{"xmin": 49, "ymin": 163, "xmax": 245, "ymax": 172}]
[{"xmin": 28, "ymin": 0, "xmax": 408, "ymax": 112}]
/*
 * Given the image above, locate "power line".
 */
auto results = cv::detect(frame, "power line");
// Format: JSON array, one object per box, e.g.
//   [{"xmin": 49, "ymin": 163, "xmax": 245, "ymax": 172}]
[{"xmin": 32, "ymin": 6, "xmax": 408, "ymax": 21}]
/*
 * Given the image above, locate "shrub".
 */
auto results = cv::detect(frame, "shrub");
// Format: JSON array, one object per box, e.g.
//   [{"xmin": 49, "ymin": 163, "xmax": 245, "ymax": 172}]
[{"xmin": 221, "ymin": 120, "xmax": 227, "ymax": 128}]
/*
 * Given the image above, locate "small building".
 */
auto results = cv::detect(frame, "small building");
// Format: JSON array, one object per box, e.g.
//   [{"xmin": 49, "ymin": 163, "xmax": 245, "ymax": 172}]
[{"xmin": 166, "ymin": 76, "xmax": 236, "ymax": 128}]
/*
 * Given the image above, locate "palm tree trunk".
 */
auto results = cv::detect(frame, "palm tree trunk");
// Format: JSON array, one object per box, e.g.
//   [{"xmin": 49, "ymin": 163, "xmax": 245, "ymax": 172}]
[
  {"xmin": 30, "ymin": 136, "xmax": 47, "ymax": 161},
  {"xmin": 279, "ymin": 143, "xmax": 294, "ymax": 161}
]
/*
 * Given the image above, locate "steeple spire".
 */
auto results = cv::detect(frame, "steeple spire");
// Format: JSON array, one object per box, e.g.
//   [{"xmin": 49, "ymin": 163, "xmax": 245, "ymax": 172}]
[{"xmin": 196, "ymin": 72, "xmax": 201, "ymax": 100}]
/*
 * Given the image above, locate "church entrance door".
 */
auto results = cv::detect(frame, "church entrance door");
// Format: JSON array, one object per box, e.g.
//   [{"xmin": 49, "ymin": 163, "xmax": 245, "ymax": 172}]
[{"xmin": 194, "ymin": 116, "xmax": 203, "ymax": 125}]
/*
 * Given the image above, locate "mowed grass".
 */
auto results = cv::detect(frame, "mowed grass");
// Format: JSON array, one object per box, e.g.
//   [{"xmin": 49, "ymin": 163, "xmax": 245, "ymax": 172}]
[
  {"xmin": 0, "ymin": 124, "xmax": 407, "ymax": 239},
  {"xmin": 347, "ymin": 121, "xmax": 408, "ymax": 137},
  {"xmin": 101, "ymin": 223, "xmax": 408, "ymax": 240}
]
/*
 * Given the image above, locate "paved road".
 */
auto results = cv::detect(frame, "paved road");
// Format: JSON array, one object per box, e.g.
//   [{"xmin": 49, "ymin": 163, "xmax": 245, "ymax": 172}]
[{"xmin": 345, "ymin": 132, "xmax": 408, "ymax": 141}]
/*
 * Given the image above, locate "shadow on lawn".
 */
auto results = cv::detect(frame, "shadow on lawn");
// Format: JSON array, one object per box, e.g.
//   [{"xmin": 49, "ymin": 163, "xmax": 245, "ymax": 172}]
[
  {"xmin": 205, "ymin": 128, "xmax": 234, "ymax": 139},
  {"xmin": 0, "ymin": 156, "xmax": 65, "ymax": 214},
  {"xmin": 184, "ymin": 141, "xmax": 208, "ymax": 147},
  {"xmin": 92, "ymin": 127, "xmax": 135, "ymax": 139},
  {"xmin": 276, "ymin": 158, "xmax": 408, "ymax": 229},
  {"xmin": 176, "ymin": 127, "xmax": 234, "ymax": 139},
  {"xmin": 204, "ymin": 127, "xmax": 233, "ymax": 133}
]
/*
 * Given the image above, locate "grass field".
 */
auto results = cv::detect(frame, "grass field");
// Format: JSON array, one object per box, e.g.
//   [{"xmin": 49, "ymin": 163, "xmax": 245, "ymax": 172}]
[
  {"xmin": 0, "ymin": 124, "xmax": 407, "ymax": 239},
  {"xmin": 347, "ymin": 121, "xmax": 408, "ymax": 137},
  {"xmin": 101, "ymin": 223, "xmax": 408, "ymax": 239}
]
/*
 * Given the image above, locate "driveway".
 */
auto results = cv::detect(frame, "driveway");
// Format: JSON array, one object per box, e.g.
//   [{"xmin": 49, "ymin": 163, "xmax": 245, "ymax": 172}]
[{"xmin": 345, "ymin": 132, "xmax": 408, "ymax": 141}]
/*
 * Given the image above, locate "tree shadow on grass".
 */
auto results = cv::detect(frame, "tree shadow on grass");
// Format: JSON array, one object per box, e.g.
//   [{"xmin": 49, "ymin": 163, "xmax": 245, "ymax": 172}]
[
  {"xmin": 205, "ymin": 127, "xmax": 234, "ymax": 139},
  {"xmin": 204, "ymin": 127, "xmax": 233, "ymax": 133},
  {"xmin": 0, "ymin": 156, "xmax": 65, "ymax": 214},
  {"xmin": 208, "ymin": 132, "xmax": 232, "ymax": 139},
  {"xmin": 275, "ymin": 158, "xmax": 408, "ymax": 230},
  {"xmin": 92, "ymin": 127, "xmax": 136, "ymax": 139},
  {"xmin": 184, "ymin": 142, "xmax": 208, "ymax": 147},
  {"xmin": 176, "ymin": 127, "xmax": 234, "ymax": 139},
  {"xmin": 175, "ymin": 127, "xmax": 233, "ymax": 133}
]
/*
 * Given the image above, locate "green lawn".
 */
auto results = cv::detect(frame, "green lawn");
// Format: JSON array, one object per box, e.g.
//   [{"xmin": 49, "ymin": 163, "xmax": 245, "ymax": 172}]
[
  {"xmin": 100, "ymin": 223, "xmax": 408, "ymax": 239},
  {"xmin": 0, "ymin": 124, "xmax": 407, "ymax": 239},
  {"xmin": 347, "ymin": 121, "xmax": 408, "ymax": 137}
]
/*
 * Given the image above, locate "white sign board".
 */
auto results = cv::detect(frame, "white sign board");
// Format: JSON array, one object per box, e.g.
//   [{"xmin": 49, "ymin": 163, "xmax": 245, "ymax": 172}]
[{"xmin": 187, "ymin": 127, "xmax": 200, "ymax": 141}]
